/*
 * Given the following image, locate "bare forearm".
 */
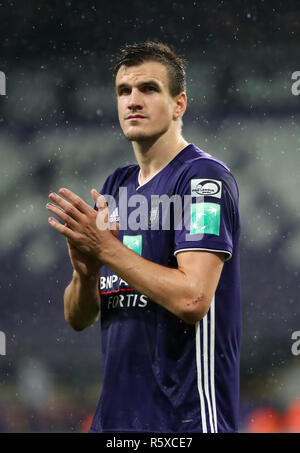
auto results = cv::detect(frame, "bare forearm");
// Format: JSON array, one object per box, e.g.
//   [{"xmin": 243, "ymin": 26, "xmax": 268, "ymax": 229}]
[
  {"xmin": 64, "ymin": 270, "xmax": 100, "ymax": 331},
  {"xmin": 101, "ymin": 238, "xmax": 207, "ymax": 323},
  {"xmin": 45, "ymin": 188, "xmax": 222, "ymax": 325}
]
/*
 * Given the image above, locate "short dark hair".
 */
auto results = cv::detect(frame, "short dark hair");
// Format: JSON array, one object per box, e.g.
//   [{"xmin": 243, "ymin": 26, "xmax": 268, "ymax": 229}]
[{"xmin": 112, "ymin": 41, "xmax": 186, "ymax": 97}]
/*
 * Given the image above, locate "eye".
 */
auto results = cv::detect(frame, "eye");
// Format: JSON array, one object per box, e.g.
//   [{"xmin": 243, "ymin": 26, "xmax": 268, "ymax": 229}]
[
  {"xmin": 143, "ymin": 85, "xmax": 157, "ymax": 93},
  {"xmin": 118, "ymin": 87, "xmax": 131, "ymax": 96}
]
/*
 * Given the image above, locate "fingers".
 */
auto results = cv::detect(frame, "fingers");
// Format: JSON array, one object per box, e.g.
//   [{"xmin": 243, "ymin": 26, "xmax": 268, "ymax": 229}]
[
  {"xmin": 46, "ymin": 201, "xmax": 79, "ymax": 229},
  {"xmin": 47, "ymin": 192, "xmax": 82, "ymax": 223},
  {"xmin": 57, "ymin": 188, "xmax": 92, "ymax": 215},
  {"xmin": 91, "ymin": 190, "xmax": 119, "ymax": 235},
  {"xmin": 48, "ymin": 216, "xmax": 79, "ymax": 241},
  {"xmin": 47, "ymin": 188, "xmax": 95, "ymax": 224},
  {"xmin": 91, "ymin": 189, "xmax": 107, "ymax": 211},
  {"xmin": 91, "ymin": 190, "xmax": 109, "ymax": 231}
]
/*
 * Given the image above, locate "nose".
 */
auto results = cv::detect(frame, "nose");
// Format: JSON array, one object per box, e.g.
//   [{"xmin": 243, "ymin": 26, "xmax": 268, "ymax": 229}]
[{"xmin": 127, "ymin": 88, "xmax": 143, "ymax": 110}]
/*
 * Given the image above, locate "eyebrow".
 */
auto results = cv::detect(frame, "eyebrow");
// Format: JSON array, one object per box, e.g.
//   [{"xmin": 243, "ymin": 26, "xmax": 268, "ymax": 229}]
[{"xmin": 115, "ymin": 79, "xmax": 162, "ymax": 92}]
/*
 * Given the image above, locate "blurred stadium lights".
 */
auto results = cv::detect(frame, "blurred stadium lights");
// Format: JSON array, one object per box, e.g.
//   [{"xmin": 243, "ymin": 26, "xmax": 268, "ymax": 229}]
[
  {"xmin": 1, "ymin": 45, "xmax": 300, "ymax": 122},
  {"xmin": 1, "ymin": 115, "xmax": 299, "ymax": 268}
]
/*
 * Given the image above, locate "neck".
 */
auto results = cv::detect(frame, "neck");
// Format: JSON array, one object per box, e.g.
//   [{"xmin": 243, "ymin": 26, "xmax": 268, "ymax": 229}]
[{"xmin": 132, "ymin": 128, "xmax": 189, "ymax": 185}]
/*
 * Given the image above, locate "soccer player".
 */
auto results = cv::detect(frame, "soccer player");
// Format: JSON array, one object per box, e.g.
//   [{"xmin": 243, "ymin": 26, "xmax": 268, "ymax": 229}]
[{"xmin": 46, "ymin": 42, "xmax": 241, "ymax": 433}]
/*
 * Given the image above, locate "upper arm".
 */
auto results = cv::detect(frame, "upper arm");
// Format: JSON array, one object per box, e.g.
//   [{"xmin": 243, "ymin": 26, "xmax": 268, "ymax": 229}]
[
  {"xmin": 176, "ymin": 250, "xmax": 225, "ymax": 322},
  {"xmin": 171, "ymin": 161, "xmax": 239, "ymax": 323},
  {"xmin": 173, "ymin": 161, "xmax": 239, "ymax": 263}
]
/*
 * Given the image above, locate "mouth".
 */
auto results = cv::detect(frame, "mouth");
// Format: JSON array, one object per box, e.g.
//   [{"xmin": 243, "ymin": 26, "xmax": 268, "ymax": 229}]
[{"xmin": 126, "ymin": 115, "xmax": 147, "ymax": 120}]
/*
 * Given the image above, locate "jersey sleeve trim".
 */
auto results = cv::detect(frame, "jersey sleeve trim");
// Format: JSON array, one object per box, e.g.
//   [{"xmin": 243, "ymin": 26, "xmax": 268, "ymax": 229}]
[{"xmin": 174, "ymin": 247, "xmax": 232, "ymax": 262}]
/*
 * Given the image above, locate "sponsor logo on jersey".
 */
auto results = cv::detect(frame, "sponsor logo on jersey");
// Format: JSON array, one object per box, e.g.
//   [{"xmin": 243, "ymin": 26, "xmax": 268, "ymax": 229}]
[
  {"xmin": 100, "ymin": 274, "xmax": 149, "ymax": 309},
  {"xmin": 190, "ymin": 202, "xmax": 220, "ymax": 236},
  {"xmin": 149, "ymin": 206, "xmax": 159, "ymax": 225},
  {"xmin": 109, "ymin": 207, "xmax": 119, "ymax": 223},
  {"xmin": 123, "ymin": 234, "xmax": 142, "ymax": 255},
  {"xmin": 191, "ymin": 179, "xmax": 222, "ymax": 199},
  {"xmin": 107, "ymin": 292, "xmax": 148, "ymax": 309}
]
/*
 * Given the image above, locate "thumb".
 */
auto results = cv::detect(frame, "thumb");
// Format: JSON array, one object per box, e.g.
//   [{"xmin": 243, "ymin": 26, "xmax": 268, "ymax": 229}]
[
  {"xmin": 91, "ymin": 188, "xmax": 101, "ymax": 202},
  {"xmin": 91, "ymin": 188, "xmax": 98, "ymax": 201},
  {"xmin": 91, "ymin": 189, "xmax": 107, "ymax": 210}
]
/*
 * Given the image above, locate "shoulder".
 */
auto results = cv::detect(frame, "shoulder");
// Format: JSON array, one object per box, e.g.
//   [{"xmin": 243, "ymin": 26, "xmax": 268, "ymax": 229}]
[
  {"xmin": 179, "ymin": 144, "xmax": 232, "ymax": 179},
  {"xmin": 101, "ymin": 164, "xmax": 138, "ymax": 193},
  {"xmin": 176, "ymin": 144, "xmax": 239, "ymax": 201}
]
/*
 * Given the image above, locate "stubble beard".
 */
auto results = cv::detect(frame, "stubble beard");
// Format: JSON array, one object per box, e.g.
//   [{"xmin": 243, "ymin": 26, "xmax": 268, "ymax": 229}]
[
  {"xmin": 123, "ymin": 123, "xmax": 169, "ymax": 143},
  {"xmin": 125, "ymin": 131, "xmax": 153, "ymax": 142}
]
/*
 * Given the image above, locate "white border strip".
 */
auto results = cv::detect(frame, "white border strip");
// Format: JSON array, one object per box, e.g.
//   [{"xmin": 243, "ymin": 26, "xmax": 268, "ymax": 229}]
[
  {"xmin": 203, "ymin": 314, "xmax": 214, "ymax": 432},
  {"xmin": 195, "ymin": 297, "xmax": 218, "ymax": 433},
  {"xmin": 210, "ymin": 297, "xmax": 218, "ymax": 432},
  {"xmin": 174, "ymin": 247, "xmax": 232, "ymax": 261},
  {"xmin": 195, "ymin": 321, "xmax": 207, "ymax": 433}
]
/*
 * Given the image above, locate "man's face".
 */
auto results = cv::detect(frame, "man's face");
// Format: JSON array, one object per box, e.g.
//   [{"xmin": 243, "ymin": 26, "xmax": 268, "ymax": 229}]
[{"xmin": 115, "ymin": 61, "xmax": 178, "ymax": 142}]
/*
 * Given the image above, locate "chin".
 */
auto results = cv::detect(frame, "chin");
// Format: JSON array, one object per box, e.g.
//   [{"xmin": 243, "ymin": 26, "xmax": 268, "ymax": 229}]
[
  {"xmin": 124, "ymin": 128, "xmax": 166, "ymax": 143},
  {"xmin": 125, "ymin": 133, "xmax": 150, "ymax": 142}
]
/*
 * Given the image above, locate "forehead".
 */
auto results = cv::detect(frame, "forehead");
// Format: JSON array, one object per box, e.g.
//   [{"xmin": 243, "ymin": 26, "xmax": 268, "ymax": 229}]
[{"xmin": 115, "ymin": 61, "xmax": 169, "ymax": 88}]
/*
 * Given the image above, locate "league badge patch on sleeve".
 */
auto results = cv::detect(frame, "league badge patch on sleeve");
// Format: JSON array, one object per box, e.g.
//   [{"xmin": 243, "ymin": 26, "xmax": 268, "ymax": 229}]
[
  {"xmin": 190, "ymin": 202, "xmax": 220, "ymax": 235},
  {"xmin": 191, "ymin": 179, "xmax": 222, "ymax": 198}
]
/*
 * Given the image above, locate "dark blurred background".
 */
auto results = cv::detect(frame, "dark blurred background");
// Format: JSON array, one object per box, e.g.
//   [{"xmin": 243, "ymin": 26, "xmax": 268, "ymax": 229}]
[{"xmin": 0, "ymin": 0, "xmax": 300, "ymax": 433}]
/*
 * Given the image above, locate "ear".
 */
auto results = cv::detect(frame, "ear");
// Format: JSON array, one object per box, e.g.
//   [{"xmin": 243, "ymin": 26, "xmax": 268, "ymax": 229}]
[{"xmin": 173, "ymin": 92, "xmax": 187, "ymax": 120}]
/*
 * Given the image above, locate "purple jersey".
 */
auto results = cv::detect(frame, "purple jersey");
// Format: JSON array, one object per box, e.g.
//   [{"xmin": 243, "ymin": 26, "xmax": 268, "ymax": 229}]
[{"xmin": 90, "ymin": 144, "xmax": 241, "ymax": 433}]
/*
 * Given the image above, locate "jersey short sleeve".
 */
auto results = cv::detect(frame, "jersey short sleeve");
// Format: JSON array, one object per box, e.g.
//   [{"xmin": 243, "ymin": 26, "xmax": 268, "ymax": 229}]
[{"xmin": 173, "ymin": 160, "xmax": 239, "ymax": 261}]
